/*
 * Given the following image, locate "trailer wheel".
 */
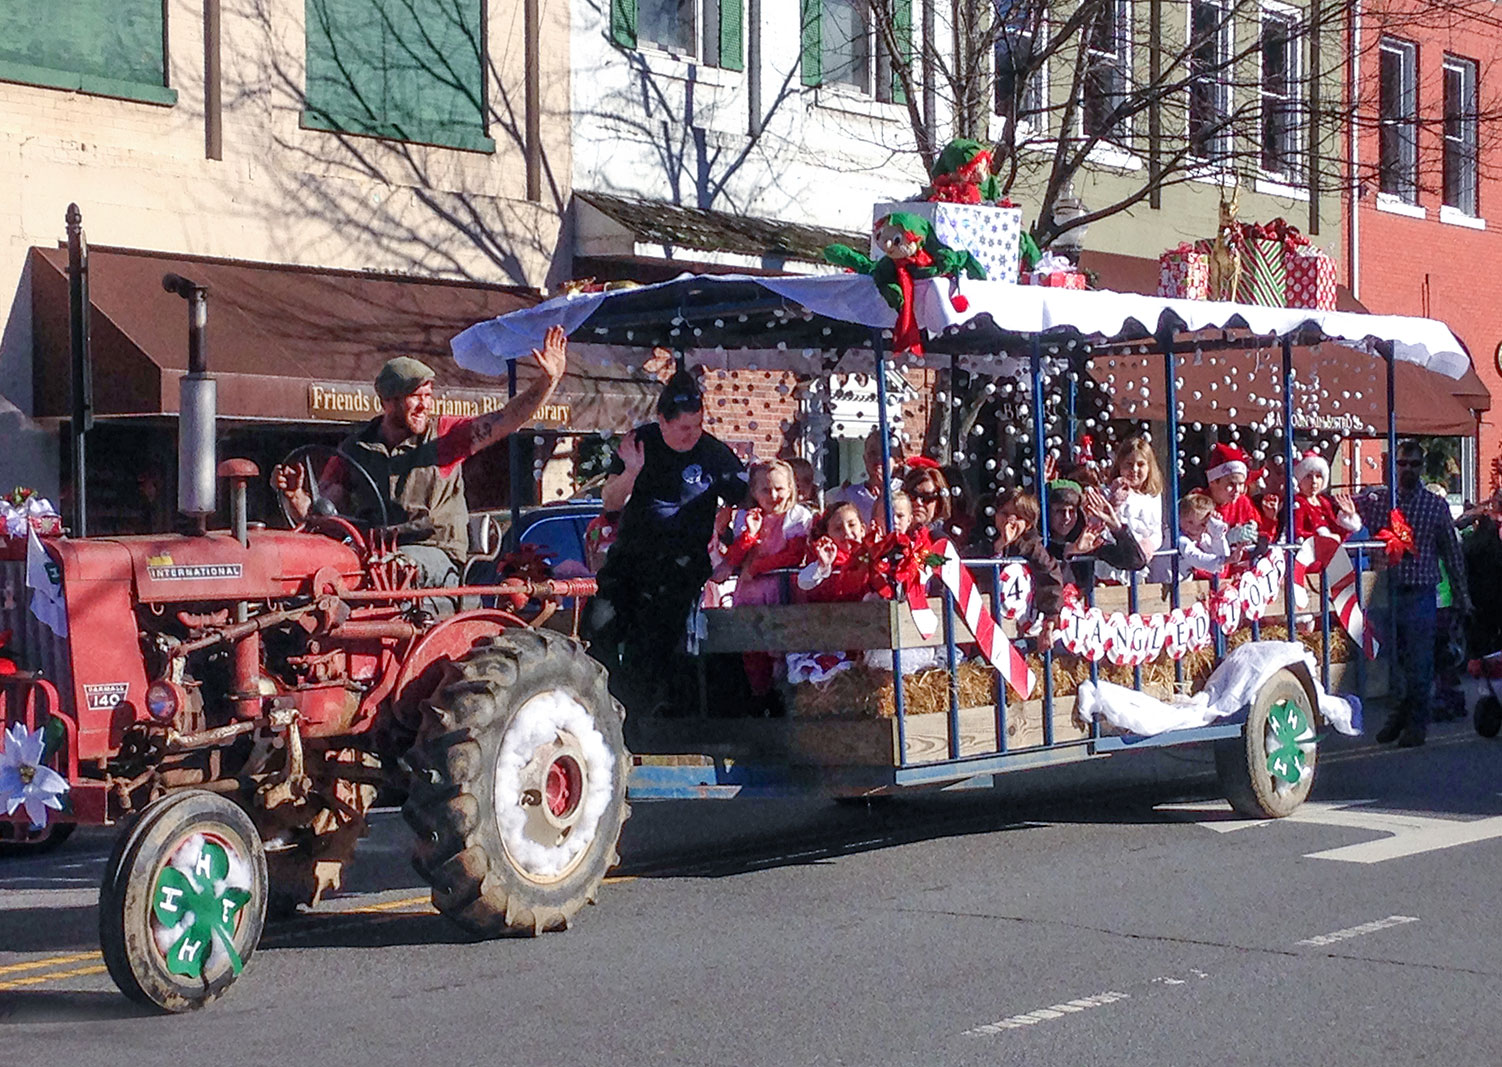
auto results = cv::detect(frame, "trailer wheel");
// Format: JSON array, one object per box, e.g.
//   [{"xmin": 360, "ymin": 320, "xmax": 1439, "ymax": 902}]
[
  {"xmin": 99, "ymin": 790, "xmax": 267, "ymax": 1012},
  {"xmin": 1215, "ymin": 669, "xmax": 1318, "ymax": 819},
  {"xmin": 0, "ymin": 820, "xmax": 75, "ymax": 854},
  {"xmin": 403, "ymin": 629, "xmax": 629, "ymax": 937},
  {"xmin": 1475, "ymin": 696, "xmax": 1502, "ymax": 738}
]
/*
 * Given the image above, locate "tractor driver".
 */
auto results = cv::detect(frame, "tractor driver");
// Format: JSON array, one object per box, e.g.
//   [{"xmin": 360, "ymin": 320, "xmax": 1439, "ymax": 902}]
[{"xmin": 273, "ymin": 326, "xmax": 569, "ymax": 602}]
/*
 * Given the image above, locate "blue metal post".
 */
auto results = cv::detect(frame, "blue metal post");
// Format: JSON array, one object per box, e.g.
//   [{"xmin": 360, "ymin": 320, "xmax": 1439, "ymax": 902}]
[
  {"xmin": 943, "ymin": 588, "xmax": 961, "ymax": 759},
  {"xmin": 1385, "ymin": 346, "xmax": 1398, "ymax": 512},
  {"xmin": 873, "ymin": 330, "xmax": 908, "ymax": 763},
  {"xmin": 1162, "ymin": 330, "xmax": 1183, "ymax": 686},
  {"xmin": 990, "ymin": 564, "xmax": 1009, "ymax": 752},
  {"xmin": 507, "ymin": 360, "xmax": 523, "ymax": 533},
  {"xmin": 1385, "ymin": 345, "xmax": 1398, "ymax": 696},
  {"xmin": 1282, "ymin": 336, "xmax": 1297, "ymax": 637},
  {"xmin": 1030, "ymin": 337, "xmax": 1053, "ymax": 743}
]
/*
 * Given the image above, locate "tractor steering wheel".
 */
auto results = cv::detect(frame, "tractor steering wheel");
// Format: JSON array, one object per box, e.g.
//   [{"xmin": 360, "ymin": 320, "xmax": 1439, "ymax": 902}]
[{"xmin": 275, "ymin": 445, "xmax": 389, "ymax": 543}]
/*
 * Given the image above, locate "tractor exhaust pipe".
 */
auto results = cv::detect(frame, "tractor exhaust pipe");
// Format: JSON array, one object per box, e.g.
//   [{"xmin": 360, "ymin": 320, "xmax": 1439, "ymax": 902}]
[{"xmin": 163, "ymin": 273, "xmax": 215, "ymax": 530}]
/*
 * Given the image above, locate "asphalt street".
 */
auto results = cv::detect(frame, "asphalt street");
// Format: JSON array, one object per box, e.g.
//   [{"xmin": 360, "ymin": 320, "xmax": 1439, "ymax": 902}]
[{"xmin": 3, "ymin": 721, "xmax": 1500, "ymax": 1067}]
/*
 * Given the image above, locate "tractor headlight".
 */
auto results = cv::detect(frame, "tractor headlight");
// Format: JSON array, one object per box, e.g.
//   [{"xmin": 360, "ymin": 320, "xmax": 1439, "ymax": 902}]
[{"xmin": 145, "ymin": 680, "xmax": 183, "ymax": 722}]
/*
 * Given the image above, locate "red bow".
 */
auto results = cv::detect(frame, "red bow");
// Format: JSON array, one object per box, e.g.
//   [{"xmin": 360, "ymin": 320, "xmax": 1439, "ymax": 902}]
[
  {"xmin": 905, "ymin": 456, "xmax": 941, "ymax": 471},
  {"xmin": 1376, "ymin": 509, "xmax": 1415, "ymax": 564},
  {"xmin": 868, "ymin": 529, "xmax": 942, "ymax": 601}
]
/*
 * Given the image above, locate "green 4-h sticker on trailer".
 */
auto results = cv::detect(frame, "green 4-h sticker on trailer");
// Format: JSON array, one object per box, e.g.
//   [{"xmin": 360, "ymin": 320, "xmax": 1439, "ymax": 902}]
[
  {"xmin": 151, "ymin": 839, "xmax": 252, "ymax": 978},
  {"xmin": 1266, "ymin": 699, "xmax": 1315, "ymax": 786}
]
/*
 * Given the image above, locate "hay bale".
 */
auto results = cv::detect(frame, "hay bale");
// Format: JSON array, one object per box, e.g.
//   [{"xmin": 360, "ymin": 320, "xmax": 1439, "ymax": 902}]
[{"xmin": 784, "ymin": 617, "xmax": 1357, "ymax": 718}]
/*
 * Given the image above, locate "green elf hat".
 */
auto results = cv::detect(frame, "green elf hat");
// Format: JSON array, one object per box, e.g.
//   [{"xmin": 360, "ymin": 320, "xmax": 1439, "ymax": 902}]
[
  {"xmin": 876, "ymin": 211, "xmax": 934, "ymax": 244},
  {"xmin": 931, "ymin": 138, "xmax": 993, "ymax": 179}
]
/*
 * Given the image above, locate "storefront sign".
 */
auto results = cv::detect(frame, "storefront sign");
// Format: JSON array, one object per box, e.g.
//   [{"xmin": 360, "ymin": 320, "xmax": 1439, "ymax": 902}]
[{"xmin": 307, "ymin": 383, "xmax": 570, "ymax": 425}]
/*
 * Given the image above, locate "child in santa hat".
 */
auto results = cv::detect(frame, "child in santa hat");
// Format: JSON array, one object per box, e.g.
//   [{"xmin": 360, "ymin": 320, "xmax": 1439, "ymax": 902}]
[
  {"xmin": 1292, "ymin": 451, "xmax": 1360, "ymax": 539},
  {"xmin": 1204, "ymin": 442, "xmax": 1261, "ymax": 551}
]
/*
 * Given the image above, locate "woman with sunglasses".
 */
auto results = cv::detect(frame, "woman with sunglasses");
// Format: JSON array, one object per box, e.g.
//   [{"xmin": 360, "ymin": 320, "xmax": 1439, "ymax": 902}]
[
  {"xmin": 583, "ymin": 370, "xmax": 749, "ymax": 719},
  {"xmin": 900, "ymin": 461, "xmax": 953, "ymax": 538}
]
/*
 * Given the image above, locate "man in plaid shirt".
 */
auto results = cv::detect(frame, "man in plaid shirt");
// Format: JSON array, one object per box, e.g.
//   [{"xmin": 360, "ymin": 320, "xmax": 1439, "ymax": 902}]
[{"xmin": 1357, "ymin": 440, "xmax": 1472, "ymax": 747}]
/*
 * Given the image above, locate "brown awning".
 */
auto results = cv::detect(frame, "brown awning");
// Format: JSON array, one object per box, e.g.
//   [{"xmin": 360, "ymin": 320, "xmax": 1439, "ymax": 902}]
[
  {"xmin": 29, "ymin": 247, "xmax": 659, "ymax": 432},
  {"xmin": 1093, "ymin": 342, "xmax": 1487, "ymax": 437}
]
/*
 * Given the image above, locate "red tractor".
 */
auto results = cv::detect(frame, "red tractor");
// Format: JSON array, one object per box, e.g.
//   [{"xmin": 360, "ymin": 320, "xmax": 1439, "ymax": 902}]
[{"xmin": 0, "ymin": 289, "xmax": 629, "ymax": 1012}]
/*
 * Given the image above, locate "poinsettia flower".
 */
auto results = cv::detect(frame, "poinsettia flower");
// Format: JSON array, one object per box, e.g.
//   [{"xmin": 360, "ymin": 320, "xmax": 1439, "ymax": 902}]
[{"xmin": 0, "ymin": 722, "xmax": 68, "ymax": 829}]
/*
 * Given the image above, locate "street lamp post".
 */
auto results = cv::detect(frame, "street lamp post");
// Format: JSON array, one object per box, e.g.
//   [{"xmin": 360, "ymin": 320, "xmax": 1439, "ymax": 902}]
[{"xmin": 1050, "ymin": 182, "xmax": 1090, "ymax": 265}]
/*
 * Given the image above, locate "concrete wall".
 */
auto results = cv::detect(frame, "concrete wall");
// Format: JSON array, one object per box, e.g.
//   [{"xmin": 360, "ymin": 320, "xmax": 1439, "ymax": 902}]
[{"xmin": 0, "ymin": 0, "xmax": 572, "ymax": 497}]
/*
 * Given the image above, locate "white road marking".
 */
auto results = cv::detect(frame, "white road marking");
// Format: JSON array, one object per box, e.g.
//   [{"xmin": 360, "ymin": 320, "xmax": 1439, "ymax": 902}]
[
  {"xmin": 1297, "ymin": 915, "xmax": 1418, "ymax": 947},
  {"xmin": 1157, "ymin": 800, "xmax": 1502, "ymax": 864},
  {"xmin": 964, "ymin": 991, "xmax": 1129, "ymax": 1035}
]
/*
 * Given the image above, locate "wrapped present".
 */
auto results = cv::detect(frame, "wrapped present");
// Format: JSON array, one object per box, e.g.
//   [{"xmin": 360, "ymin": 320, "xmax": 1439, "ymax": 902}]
[
  {"xmin": 1235, "ymin": 236, "xmax": 1288, "ymax": 307},
  {"xmin": 1286, "ymin": 247, "xmax": 1337, "ymax": 310},
  {"xmin": 1233, "ymin": 218, "xmax": 1308, "ymax": 307},
  {"xmin": 1158, "ymin": 243, "xmax": 1210, "ymax": 300},
  {"xmin": 1027, "ymin": 269, "xmax": 1087, "ymax": 288},
  {"xmin": 1, "ymin": 490, "xmax": 62, "ymax": 542},
  {"xmin": 872, "ymin": 201, "xmax": 1022, "ymax": 284},
  {"xmin": 1025, "ymin": 250, "xmax": 1086, "ymax": 288}
]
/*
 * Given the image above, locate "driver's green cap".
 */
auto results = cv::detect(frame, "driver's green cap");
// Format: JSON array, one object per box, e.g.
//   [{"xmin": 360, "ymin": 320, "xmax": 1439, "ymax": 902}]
[{"xmin": 375, "ymin": 356, "xmax": 436, "ymax": 400}]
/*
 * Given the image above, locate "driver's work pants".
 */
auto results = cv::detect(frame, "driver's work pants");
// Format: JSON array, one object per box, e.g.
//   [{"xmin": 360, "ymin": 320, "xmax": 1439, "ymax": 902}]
[
  {"xmin": 399, "ymin": 545, "xmax": 462, "ymax": 615},
  {"xmin": 581, "ymin": 548, "xmax": 708, "ymax": 717}
]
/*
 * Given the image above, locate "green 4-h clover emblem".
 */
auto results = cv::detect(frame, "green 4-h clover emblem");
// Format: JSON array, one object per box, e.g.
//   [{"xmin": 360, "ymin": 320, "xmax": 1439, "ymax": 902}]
[
  {"xmin": 151, "ymin": 838, "xmax": 252, "ymax": 978},
  {"xmin": 1265, "ymin": 699, "xmax": 1315, "ymax": 787}
]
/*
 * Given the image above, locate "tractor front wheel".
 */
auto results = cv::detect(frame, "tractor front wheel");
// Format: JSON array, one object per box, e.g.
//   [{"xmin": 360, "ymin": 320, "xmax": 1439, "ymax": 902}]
[
  {"xmin": 99, "ymin": 790, "xmax": 268, "ymax": 1012},
  {"xmin": 403, "ymin": 629, "xmax": 629, "ymax": 937}
]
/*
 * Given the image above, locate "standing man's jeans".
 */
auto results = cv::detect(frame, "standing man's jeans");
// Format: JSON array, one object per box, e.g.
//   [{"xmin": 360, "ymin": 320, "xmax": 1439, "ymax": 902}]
[{"xmin": 1390, "ymin": 584, "xmax": 1438, "ymax": 728}]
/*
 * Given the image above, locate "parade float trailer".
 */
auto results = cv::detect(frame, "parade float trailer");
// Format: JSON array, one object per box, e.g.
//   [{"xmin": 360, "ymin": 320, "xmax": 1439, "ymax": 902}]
[{"xmin": 453, "ymin": 271, "xmax": 1469, "ymax": 805}]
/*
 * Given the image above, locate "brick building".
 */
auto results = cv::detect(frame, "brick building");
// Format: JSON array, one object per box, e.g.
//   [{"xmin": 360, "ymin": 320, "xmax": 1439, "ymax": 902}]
[{"xmin": 1345, "ymin": 0, "xmax": 1502, "ymax": 493}]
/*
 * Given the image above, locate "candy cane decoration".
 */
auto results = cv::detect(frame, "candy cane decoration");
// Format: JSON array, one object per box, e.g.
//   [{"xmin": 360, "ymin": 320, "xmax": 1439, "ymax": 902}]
[
  {"xmin": 1292, "ymin": 531, "xmax": 1378, "ymax": 659},
  {"xmin": 932, "ymin": 539, "xmax": 1036, "ymax": 699}
]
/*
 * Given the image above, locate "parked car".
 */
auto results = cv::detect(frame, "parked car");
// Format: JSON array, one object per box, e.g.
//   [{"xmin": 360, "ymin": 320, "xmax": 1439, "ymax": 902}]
[{"xmin": 465, "ymin": 501, "xmax": 605, "ymax": 603}]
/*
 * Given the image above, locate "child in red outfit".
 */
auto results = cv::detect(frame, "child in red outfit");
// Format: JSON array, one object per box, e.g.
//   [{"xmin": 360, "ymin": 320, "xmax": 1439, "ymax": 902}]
[
  {"xmin": 718, "ymin": 460, "xmax": 814, "ymax": 694},
  {"xmin": 796, "ymin": 501, "xmax": 871, "ymax": 603},
  {"xmin": 786, "ymin": 501, "xmax": 871, "ymax": 684},
  {"xmin": 1205, "ymin": 443, "xmax": 1260, "ymax": 557},
  {"xmin": 1292, "ymin": 451, "xmax": 1360, "ymax": 539}
]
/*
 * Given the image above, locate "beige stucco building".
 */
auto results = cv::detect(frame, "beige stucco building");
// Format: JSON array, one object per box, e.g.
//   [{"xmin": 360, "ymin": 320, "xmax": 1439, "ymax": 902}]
[{"xmin": 0, "ymin": 0, "xmax": 572, "ymax": 505}]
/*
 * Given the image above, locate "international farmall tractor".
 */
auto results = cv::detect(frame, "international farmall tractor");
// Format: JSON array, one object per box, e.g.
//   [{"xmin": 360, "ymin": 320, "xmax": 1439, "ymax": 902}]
[{"xmin": 0, "ymin": 275, "xmax": 629, "ymax": 1012}]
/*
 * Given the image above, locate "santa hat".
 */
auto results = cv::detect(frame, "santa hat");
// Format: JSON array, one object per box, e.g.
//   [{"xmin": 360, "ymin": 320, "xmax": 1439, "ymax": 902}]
[
  {"xmin": 1293, "ymin": 450, "xmax": 1329, "ymax": 483},
  {"xmin": 1205, "ymin": 443, "xmax": 1253, "ymax": 482}
]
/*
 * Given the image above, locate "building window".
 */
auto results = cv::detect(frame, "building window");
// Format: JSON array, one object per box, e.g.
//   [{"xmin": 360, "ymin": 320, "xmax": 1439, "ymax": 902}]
[
  {"xmin": 1188, "ymin": 0, "xmax": 1230, "ymax": 159},
  {"xmin": 1260, "ymin": 7, "xmax": 1300, "ymax": 177},
  {"xmin": 1443, "ymin": 55, "xmax": 1479, "ymax": 216},
  {"xmin": 995, "ymin": 0, "xmax": 1046, "ymax": 136},
  {"xmin": 799, "ymin": 0, "xmax": 911, "ymax": 101},
  {"xmin": 1378, "ymin": 38, "xmax": 1418, "ymax": 202},
  {"xmin": 304, "ymin": 0, "xmax": 494, "ymax": 151},
  {"xmin": 614, "ymin": 0, "xmax": 744, "ymax": 70},
  {"xmin": 1082, "ymin": 0, "xmax": 1129, "ymax": 144},
  {"xmin": 0, "ymin": 0, "xmax": 176, "ymax": 105}
]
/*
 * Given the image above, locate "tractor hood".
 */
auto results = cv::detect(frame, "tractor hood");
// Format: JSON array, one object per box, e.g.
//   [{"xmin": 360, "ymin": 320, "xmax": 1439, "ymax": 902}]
[{"xmin": 56, "ymin": 529, "xmax": 364, "ymax": 604}]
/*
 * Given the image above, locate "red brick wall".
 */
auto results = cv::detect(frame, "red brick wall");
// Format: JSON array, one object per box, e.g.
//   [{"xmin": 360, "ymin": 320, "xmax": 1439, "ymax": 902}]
[
  {"xmin": 700, "ymin": 366, "xmax": 937, "ymax": 465},
  {"xmin": 1348, "ymin": 4, "xmax": 1499, "ymax": 487}
]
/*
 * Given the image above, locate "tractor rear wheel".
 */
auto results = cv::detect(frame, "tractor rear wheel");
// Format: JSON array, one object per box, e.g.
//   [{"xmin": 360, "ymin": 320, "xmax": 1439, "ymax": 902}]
[
  {"xmin": 1215, "ymin": 669, "xmax": 1318, "ymax": 819},
  {"xmin": 99, "ymin": 790, "xmax": 268, "ymax": 1012},
  {"xmin": 403, "ymin": 629, "xmax": 629, "ymax": 937}
]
